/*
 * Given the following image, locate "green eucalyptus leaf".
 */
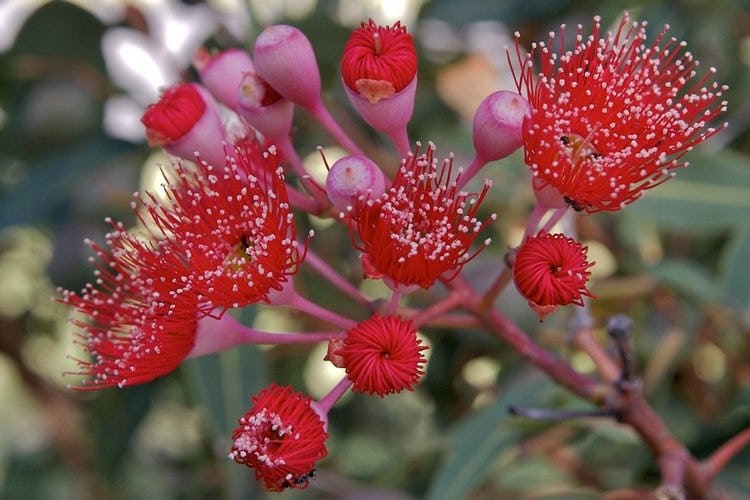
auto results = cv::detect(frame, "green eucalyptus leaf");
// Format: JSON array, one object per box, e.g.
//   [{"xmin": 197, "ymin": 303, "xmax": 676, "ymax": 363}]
[
  {"xmin": 718, "ymin": 225, "xmax": 750, "ymax": 313},
  {"xmin": 649, "ymin": 258, "xmax": 726, "ymax": 303},
  {"xmin": 426, "ymin": 372, "xmax": 558, "ymax": 500},
  {"xmin": 627, "ymin": 150, "xmax": 750, "ymax": 234}
]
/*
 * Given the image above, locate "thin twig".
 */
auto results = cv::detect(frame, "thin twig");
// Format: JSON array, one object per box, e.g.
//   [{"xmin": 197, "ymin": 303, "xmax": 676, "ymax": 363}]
[
  {"xmin": 703, "ymin": 427, "xmax": 750, "ymax": 480},
  {"xmin": 509, "ymin": 405, "xmax": 618, "ymax": 421},
  {"xmin": 607, "ymin": 314, "xmax": 636, "ymax": 382},
  {"xmin": 447, "ymin": 273, "xmax": 713, "ymax": 497},
  {"xmin": 572, "ymin": 326, "xmax": 620, "ymax": 384}
]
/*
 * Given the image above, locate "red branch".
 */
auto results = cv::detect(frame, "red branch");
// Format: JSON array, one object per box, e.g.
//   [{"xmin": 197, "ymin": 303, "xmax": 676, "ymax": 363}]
[
  {"xmin": 703, "ymin": 427, "xmax": 750, "ymax": 481},
  {"xmin": 446, "ymin": 275, "xmax": 720, "ymax": 498}
]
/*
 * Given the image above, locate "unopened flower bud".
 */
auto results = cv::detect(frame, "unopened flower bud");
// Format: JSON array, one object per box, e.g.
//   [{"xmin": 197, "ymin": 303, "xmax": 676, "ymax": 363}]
[
  {"xmin": 512, "ymin": 232, "xmax": 595, "ymax": 320},
  {"xmin": 253, "ymin": 25, "xmax": 321, "ymax": 110},
  {"xmin": 472, "ymin": 90, "xmax": 530, "ymax": 162},
  {"xmin": 341, "ymin": 20, "xmax": 417, "ymax": 150},
  {"xmin": 325, "ymin": 155, "xmax": 386, "ymax": 214},
  {"xmin": 236, "ymin": 72, "xmax": 294, "ymax": 139},
  {"xmin": 338, "ymin": 314, "xmax": 428, "ymax": 397},
  {"xmin": 193, "ymin": 47, "xmax": 255, "ymax": 110},
  {"xmin": 341, "ymin": 19, "xmax": 417, "ymax": 103},
  {"xmin": 141, "ymin": 82, "xmax": 228, "ymax": 167}
]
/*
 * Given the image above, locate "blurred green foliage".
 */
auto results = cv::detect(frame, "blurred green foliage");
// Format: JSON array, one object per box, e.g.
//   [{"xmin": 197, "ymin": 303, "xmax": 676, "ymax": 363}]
[{"xmin": 1, "ymin": 0, "xmax": 749, "ymax": 499}]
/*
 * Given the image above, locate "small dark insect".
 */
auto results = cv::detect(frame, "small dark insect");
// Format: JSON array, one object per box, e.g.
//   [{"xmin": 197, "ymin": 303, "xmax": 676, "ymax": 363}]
[
  {"xmin": 563, "ymin": 196, "xmax": 584, "ymax": 212},
  {"xmin": 282, "ymin": 468, "xmax": 317, "ymax": 489}
]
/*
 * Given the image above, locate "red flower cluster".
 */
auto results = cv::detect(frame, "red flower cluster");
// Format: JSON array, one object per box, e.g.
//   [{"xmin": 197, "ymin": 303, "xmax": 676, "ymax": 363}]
[
  {"xmin": 354, "ymin": 142, "xmax": 494, "ymax": 289},
  {"xmin": 230, "ymin": 384, "xmax": 328, "ymax": 491},
  {"xmin": 513, "ymin": 13, "xmax": 728, "ymax": 212},
  {"xmin": 60, "ymin": 138, "xmax": 302, "ymax": 388}
]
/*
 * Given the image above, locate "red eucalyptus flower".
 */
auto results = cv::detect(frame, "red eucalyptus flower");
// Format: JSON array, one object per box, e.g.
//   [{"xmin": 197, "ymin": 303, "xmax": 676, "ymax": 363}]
[
  {"xmin": 335, "ymin": 314, "xmax": 427, "ymax": 397},
  {"xmin": 59, "ymin": 221, "xmax": 197, "ymax": 389},
  {"xmin": 229, "ymin": 384, "xmax": 328, "ymax": 492},
  {"xmin": 342, "ymin": 18, "xmax": 417, "ymax": 103},
  {"xmin": 141, "ymin": 139, "xmax": 305, "ymax": 310},
  {"xmin": 354, "ymin": 142, "xmax": 495, "ymax": 289},
  {"xmin": 512, "ymin": 13, "xmax": 728, "ymax": 212},
  {"xmin": 513, "ymin": 232, "xmax": 594, "ymax": 319}
]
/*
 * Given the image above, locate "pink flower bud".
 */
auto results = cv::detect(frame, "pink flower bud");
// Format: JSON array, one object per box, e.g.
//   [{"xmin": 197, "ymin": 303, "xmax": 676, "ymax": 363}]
[
  {"xmin": 141, "ymin": 82, "xmax": 228, "ymax": 168},
  {"xmin": 252, "ymin": 25, "xmax": 321, "ymax": 110},
  {"xmin": 472, "ymin": 90, "xmax": 531, "ymax": 162},
  {"xmin": 193, "ymin": 47, "xmax": 255, "ymax": 110},
  {"xmin": 325, "ymin": 155, "xmax": 386, "ymax": 214},
  {"xmin": 236, "ymin": 72, "xmax": 294, "ymax": 140}
]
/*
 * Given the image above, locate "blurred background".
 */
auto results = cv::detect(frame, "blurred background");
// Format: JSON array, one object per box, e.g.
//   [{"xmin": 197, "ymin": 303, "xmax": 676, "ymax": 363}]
[{"xmin": 1, "ymin": 0, "xmax": 749, "ymax": 498}]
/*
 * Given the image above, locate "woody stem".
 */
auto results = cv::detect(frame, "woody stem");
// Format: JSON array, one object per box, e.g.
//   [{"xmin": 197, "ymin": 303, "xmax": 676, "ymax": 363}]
[
  {"xmin": 447, "ymin": 274, "xmax": 600, "ymax": 399},
  {"xmin": 523, "ymin": 203, "xmax": 549, "ymax": 238},
  {"xmin": 703, "ymin": 427, "xmax": 750, "ymax": 480},
  {"xmin": 385, "ymin": 289, "xmax": 403, "ymax": 315},
  {"xmin": 238, "ymin": 328, "xmax": 341, "ymax": 345},
  {"xmin": 448, "ymin": 273, "xmax": 713, "ymax": 497},
  {"xmin": 479, "ymin": 264, "xmax": 513, "ymax": 310},
  {"xmin": 411, "ymin": 289, "xmax": 468, "ymax": 329},
  {"xmin": 539, "ymin": 207, "xmax": 569, "ymax": 234}
]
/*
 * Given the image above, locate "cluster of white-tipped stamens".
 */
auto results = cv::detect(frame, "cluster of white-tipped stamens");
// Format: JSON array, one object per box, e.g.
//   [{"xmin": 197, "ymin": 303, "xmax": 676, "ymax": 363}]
[{"xmin": 512, "ymin": 13, "xmax": 728, "ymax": 211}]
